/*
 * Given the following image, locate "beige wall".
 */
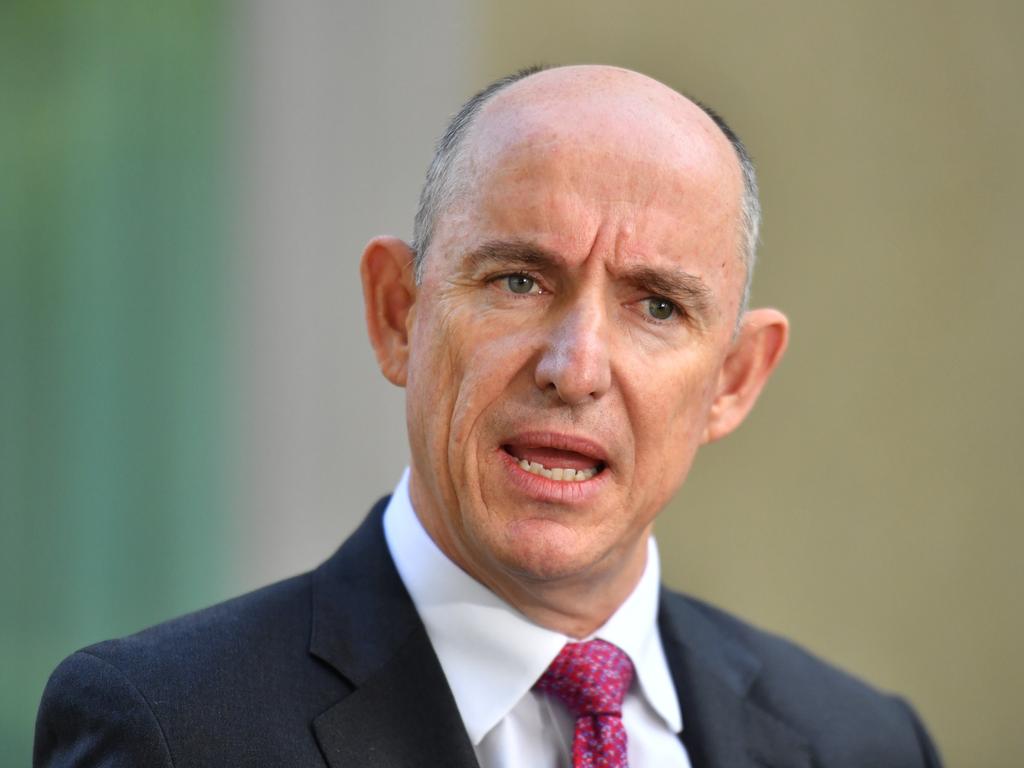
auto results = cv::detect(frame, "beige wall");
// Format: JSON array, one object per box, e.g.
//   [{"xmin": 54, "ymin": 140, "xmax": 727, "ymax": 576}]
[{"xmin": 480, "ymin": 2, "xmax": 1022, "ymax": 765}]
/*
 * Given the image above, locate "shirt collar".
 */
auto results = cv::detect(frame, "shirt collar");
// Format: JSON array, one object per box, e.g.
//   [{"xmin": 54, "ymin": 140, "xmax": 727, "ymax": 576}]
[{"xmin": 382, "ymin": 468, "xmax": 683, "ymax": 745}]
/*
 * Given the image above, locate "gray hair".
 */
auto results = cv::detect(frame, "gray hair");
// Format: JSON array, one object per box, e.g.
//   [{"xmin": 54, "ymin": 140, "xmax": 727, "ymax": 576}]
[
  {"xmin": 411, "ymin": 66, "xmax": 761, "ymax": 315},
  {"xmin": 694, "ymin": 100, "xmax": 761, "ymax": 315}
]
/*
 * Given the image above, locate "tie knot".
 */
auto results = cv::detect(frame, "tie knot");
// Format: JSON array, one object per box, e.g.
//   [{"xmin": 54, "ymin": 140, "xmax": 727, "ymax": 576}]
[{"xmin": 535, "ymin": 639, "xmax": 634, "ymax": 717}]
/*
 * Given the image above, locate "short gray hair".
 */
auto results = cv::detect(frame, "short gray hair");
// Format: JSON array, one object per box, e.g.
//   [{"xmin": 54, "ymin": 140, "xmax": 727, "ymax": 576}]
[
  {"xmin": 411, "ymin": 66, "xmax": 761, "ymax": 314},
  {"xmin": 694, "ymin": 100, "xmax": 761, "ymax": 314}
]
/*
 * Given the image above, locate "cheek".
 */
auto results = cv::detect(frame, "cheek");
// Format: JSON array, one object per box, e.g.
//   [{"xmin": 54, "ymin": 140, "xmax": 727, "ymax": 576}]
[
  {"xmin": 445, "ymin": 322, "xmax": 534, "ymax": 444},
  {"xmin": 411, "ymin": 302, "xmax": 536, "ymax": 465},
  {"xmin": 628, "ymin": 353, "xmax": 720, "ymax": 471},
  {"xmin": 405, "ymin": 310, "xmax": 462, "ymax": 458}
]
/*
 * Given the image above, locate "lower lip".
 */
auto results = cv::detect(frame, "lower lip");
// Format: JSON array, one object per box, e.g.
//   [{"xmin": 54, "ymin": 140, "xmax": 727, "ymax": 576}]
[{"xmin": 497, "ymin": 449, "xmax": 609, "ymax": 504}]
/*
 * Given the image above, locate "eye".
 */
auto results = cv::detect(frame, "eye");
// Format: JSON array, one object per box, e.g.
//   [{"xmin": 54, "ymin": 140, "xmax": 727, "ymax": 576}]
[
  {"xmin": 646, "ymin": 297, "xmax": 677, "ymax": 320},
  {"xmin": 502, "ymin": 274, "xmax": 540, "ymax": 295}
]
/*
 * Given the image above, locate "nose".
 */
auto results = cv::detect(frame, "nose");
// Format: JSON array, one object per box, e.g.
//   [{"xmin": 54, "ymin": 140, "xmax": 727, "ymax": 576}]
[{"xmin": 534, "ymin": 299, "xmax": 612, "ymax": 405}]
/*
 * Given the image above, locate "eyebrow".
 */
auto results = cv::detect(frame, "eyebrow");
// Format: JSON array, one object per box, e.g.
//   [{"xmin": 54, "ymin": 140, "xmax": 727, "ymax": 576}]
[
  {"xmin": 619, "ymin": 264, "xmax": 714, "ymax": 316},
  {"xmin": 462, "ymin": 238, "xmax": 715, "ymax": 316},
  {"xmin": 460, "ymin": 239, "xmax": 559, "ymax": 273}
]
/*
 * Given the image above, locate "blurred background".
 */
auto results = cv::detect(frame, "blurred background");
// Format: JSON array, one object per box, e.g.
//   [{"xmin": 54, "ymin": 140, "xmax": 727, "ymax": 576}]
[{"xmin": 3, "ymin": 1, "xmax": 1022, "ymax": 764}]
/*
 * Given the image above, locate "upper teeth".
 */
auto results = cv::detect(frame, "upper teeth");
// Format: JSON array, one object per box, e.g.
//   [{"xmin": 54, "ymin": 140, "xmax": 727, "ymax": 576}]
[{"xmin": 518, "ymin": 459, "xmax": 599, "ymax": 481}]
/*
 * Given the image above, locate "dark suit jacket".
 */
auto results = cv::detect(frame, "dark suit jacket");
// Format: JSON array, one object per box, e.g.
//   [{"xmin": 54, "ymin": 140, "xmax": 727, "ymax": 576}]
[{"xmin": 35, "ymin": 498, "xmax": 942, "ymax": 767}]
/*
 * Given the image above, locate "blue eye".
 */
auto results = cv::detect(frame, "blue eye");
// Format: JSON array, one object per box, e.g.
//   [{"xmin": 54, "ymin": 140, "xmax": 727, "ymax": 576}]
[
  {"xmin": 646, "ymin": 297, "xmax": 676, "ymax": 320},
  {"xmin": 505, "ymin": 274, "xmax": 536, "ymax": 294}
]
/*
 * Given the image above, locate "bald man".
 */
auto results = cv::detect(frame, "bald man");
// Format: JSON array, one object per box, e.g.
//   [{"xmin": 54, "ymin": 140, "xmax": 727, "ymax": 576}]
[{"xmin": 35, "ymin": 66, "xmax": 942, "ymax": 768}]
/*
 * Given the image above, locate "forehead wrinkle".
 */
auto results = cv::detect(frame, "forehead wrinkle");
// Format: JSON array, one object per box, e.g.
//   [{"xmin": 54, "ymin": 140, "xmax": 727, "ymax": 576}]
[{"xmin": 461, "ymin": 126, "xmax": 739, "ymax": 260}]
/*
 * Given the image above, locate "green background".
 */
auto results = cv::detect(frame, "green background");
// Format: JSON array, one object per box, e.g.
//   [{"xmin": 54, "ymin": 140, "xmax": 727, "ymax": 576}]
[{"xmin": 2, "ymin": 2, "xmax": 229, "ymax": 762}]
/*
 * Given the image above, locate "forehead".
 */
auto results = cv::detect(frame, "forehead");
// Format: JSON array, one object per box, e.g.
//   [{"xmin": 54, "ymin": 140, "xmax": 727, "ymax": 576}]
[{"xmin": 433, "ymin": 70, "xmax": 745, "ymax": 300}]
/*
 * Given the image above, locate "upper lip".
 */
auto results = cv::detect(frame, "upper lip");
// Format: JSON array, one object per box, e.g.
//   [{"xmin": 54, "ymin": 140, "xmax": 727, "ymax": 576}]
[{"xmin": 500, "ymin": 431, "xmax": 611, "ymax": 466}]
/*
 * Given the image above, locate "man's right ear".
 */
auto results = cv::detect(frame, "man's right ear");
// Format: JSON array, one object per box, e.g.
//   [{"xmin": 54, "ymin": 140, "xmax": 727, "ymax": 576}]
[{"xmin": 360, "ymin": 236, "xmax": 417, "ymax": 387}]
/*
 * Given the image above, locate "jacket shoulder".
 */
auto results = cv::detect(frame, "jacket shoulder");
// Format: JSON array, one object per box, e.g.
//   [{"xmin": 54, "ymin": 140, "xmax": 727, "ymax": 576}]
[
  {"xmin": 661, "ymin": 590, "xmax": 942, "ymax": 767},
  {"xmin": 36, "ymin": 572, "xmax": 346, "ymax": 766},
  {"xmin": 85, "ymin": 572, "xmax": 312, "ymax": 667},
  {"xmin": 35, "ymin": 649, "xmax": 175, "ymax": 767}
]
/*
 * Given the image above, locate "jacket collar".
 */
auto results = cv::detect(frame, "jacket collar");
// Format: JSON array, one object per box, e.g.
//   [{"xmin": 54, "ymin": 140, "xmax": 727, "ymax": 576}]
[
  {"xmin": 308, "ymin": 497, "xmax": 479, "ymax": 768},
  {"xmin": 659, "ymin": 590, "xmax": 812, "ymax": 768}
]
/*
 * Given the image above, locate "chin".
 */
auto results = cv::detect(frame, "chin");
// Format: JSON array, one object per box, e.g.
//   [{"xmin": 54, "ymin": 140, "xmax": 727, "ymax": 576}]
[{"xmin": 488, "ymin": 518, "xmax": 608, "ymax": 583}]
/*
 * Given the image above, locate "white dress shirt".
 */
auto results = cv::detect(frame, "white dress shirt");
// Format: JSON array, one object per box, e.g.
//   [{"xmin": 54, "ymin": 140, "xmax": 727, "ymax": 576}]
[{"xmin": 382, "ymin": 469, "xmax": 692, "ymax": 768}]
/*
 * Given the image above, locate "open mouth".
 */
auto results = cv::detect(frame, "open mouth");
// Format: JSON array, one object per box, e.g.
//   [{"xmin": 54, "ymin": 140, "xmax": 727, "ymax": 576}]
[{"xmin": 501, "ymin": 443, "xmax": 607, "ymax": 483}]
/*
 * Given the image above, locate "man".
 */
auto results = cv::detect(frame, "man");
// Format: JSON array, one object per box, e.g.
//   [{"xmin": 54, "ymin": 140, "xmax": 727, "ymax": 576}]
[{"xmin": 35, "ymin": 65, "xmax": 942, "ymax": 767}]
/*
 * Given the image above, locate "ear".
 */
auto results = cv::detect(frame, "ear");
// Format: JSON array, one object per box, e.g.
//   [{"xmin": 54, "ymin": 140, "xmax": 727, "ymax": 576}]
[
  {"xmin": 360, "ymin": 236, "xmax": 417, "ymax": 387},
  {"xmin": 702, "ymin": 308, "xmax": 789, "ymax": 444}
]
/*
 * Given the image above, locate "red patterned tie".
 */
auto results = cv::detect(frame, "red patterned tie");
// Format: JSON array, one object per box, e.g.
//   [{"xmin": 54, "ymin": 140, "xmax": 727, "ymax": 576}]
[{"xmin": 535, "ymin": 639, "xmax": 634, "ymax": 768}]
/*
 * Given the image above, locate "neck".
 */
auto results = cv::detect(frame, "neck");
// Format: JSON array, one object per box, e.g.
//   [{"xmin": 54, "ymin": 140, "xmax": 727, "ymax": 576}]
[{"xmin": 488, "ymin": 555, "xmax": 648, "ymax": 638}]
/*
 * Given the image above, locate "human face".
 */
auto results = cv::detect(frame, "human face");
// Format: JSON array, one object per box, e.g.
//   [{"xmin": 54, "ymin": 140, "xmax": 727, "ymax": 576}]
[{"xmin": 402, "ymin": 72, "xmax": 753, "ymax": 602}]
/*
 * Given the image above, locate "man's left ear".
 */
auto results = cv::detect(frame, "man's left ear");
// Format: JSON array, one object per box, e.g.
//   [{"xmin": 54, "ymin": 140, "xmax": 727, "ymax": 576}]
[{"xmin": 702, "ymin": 308, "xmax": 789, "ymax": 444}]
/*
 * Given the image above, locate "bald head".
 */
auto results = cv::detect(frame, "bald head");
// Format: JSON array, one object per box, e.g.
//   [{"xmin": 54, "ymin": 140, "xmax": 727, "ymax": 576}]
[{"xmin": 412, "ymin": 65, "xmax": 761, "ymax": 312}]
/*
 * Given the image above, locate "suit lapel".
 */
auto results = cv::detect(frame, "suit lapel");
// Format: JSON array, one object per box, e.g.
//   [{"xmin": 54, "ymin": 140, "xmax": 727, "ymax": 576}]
[
  {"xmin": 308, "ymin": 499, "xmax": 479, "ymax": 768},
  {"xmin": 659, "ymin": 592, "xmax": 812, "ymax": 768}
]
